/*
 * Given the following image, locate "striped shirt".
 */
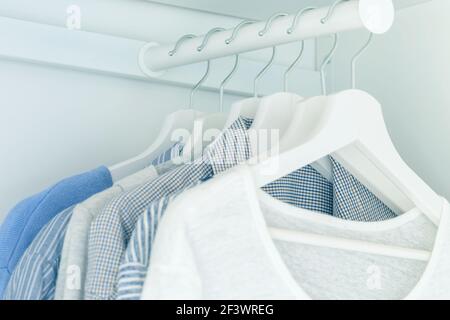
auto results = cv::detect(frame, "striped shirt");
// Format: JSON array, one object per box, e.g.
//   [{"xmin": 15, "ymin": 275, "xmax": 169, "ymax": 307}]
[
  {"xmin": 3, "ymin": 206, "xmax": 74, "ymax": 300},
  {"xmin": 85, "ymin": 118, "xmax": 255, "ymax": 300},
  {"xmin": 150, "ymin": 142, "xmax": 184, "ymax": 166},
  {"xmin": 116, "ymin": 185, "xmax": 200, "ymax": 300}
]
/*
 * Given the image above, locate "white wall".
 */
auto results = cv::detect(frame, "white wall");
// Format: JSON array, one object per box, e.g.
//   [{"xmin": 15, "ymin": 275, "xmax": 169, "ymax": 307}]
[
  {"xmin": 0, "ymin": 59, "xmax": 243, "ymax": 222},
  {"xmin": 0, "ymin": 0, "xmax": 322, "ymax": 223},
  {"xmin": 322, "ymin": 0, "xmax": 450, "ymax": 201}
]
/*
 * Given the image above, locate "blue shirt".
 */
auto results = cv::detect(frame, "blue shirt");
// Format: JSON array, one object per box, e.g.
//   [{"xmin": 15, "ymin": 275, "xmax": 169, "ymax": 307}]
[
  {"xmin": 0, "ymin": 166, "xmax": 112, "ymax": 297},
  {"xmin": 3, "ymin": 207, "xmax": 74, "ymax": 300}
]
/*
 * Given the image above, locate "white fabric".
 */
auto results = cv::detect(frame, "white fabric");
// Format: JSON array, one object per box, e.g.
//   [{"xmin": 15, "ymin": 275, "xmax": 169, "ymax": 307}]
[
  {"xmin": 142, "ymin": 165, "xmax": 450, "ymax": 300},
  {"xmin": 55, "ymin": 166, "xmax": 158, "ymax": 300}
]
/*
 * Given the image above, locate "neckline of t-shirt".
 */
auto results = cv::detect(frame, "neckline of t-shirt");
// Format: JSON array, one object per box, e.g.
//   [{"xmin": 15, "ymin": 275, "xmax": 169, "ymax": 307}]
[
  {"xmin": 258, "ymin": 188, "xmax": 422, "ymax": 233},
  {"xmin": 237, "ymin": 164, "xmax": 449, "ymax": 300}
]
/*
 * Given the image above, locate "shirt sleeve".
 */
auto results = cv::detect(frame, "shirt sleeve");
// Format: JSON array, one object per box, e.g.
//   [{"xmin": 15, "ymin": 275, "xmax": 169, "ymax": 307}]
[{"xmin": 116, "ymin": 195, "xmax": 173, "ymax": 300}]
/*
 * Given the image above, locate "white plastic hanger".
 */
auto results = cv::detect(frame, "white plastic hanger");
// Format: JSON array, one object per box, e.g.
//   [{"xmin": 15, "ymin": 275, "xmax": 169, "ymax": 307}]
[
  {"xmin": 109, "ymin": 35, "xmax": 207, "ymax": 181},
  {"xmin": 278, "ymin": 8, "xmax": 373, "ymax": 182},
  {"xmin": 249, "ymin": 13, "xmax": 306, "ymax": 157},
  {"xmin": 181, "ymin": 28, "xmax": 228, "ymax": 162},
  {"xmin": 251, "ymin": 8, "xmax": 332, "ymax": 180},
  {"xmin": 109, "ymin": 108, "xmax": 203, "ymax": 181},
  {"xmin": 253, "ymin": 89, "xmax": 441, "ymax": 261},
  {"xmin": 258, "ymin": 89, "xmax": 441, "ymax": 261},
  {"xmin": 248, "ymin": 1, "xmax": 441, "ymax": 261},
  {"xmin": 223, "ymin": 20, "xmax": 262, "ymax": 129},
  {"xmin": 276, "ymin": 31, "xmax": 339, "ymax": 182}
]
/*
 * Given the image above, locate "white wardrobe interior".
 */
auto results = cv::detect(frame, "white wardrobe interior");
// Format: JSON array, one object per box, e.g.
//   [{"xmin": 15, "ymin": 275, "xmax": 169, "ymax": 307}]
[{"xmin": 0, "ymin": 0, "xmax": 447, "ymax": 222}]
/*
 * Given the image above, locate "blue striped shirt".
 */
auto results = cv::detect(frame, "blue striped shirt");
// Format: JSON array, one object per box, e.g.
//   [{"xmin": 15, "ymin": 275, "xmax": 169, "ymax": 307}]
[
  {"xmin": 3, "ymin": 206, "xmax": 74, "ymax": 300},
  {"xmin": 116, "ymin": 193, "xmax": 178, "ymax": 300},
  {"xmin": 116, "ymin": 183, "xmax": 203, "ymax": 300},
  {"xmin": 151, "ymin": 142, "xmax": 184, "ymax": 166}
]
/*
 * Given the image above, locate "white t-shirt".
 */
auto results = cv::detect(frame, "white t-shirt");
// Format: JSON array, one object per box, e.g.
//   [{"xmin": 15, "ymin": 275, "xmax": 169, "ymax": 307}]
[{"xmin": 142, "ymin": 165, "xmax": 450, "ymax": 300}]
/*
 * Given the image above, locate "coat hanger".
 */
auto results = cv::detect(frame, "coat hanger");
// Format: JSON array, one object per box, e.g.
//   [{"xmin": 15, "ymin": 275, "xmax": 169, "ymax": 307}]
[
  {"xmin": 351, "ymin": 32, "xmax": 373, "ymax": 89},
  {"xmin": 181, "ymin": 28, "xmax": 229, "ymax": 162},
  {"xmin": 251, "ymin": 10, "xmax": 316, "ymax": 160},
  {"xmin": 220, "ymin": 54, "xmax": 239, "ymax": 113},
  {"xmin": 224, "ymin": 20, "xmax": 261, "ymax": 128},
  {"xmin": 108, "ymin": 35, "xmax": 205, "ymax": 181},
  {"xmin": 247, "ymin": 1, "xmax": 442, "ymax": 261},
  {"xmin": 303, "ymin": 31, "xmax": 338, "ymax": 181},
  {"xmin": 251, "ymin": 8, "xmax": 333, "ymax": 180}
]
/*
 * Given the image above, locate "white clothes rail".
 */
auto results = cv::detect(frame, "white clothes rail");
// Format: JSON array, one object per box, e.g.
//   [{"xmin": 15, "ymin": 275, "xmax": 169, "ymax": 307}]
[{"xmin": 142, "ymin": 0, "xmax": 394, "ymax": 73}]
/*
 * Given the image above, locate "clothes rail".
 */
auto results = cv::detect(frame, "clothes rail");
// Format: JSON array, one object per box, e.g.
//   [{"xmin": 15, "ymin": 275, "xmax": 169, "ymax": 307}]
[{"xmin": 141, "ymin": 0, "xmax": 394, "ymax": 73}]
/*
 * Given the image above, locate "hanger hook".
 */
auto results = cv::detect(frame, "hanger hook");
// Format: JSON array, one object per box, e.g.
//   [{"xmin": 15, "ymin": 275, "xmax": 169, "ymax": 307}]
[
  {"xmin": 321, "ymin": 0, "xmax": 349, "ymax": 24},
  {"xmin": 287, "ymin": 7, "xmax": 316, "ymax": 35},
  {"xmin": 254, "ymin": 47, "xmax": 276, "ymax": 98},
  {"xmin": 284, "ymin": 7, "xmax": 316, "ymax": 92},
  {"xmin": 168, "ymin": 34, "xmax": 196, "ymax": 56},
  {"xmin": 218, "ymin": 20, "xmax": 256, "ymax": 112},
  {"xmin": 197, "ymin": 27, "xmax": 226, "ymax": 52},
  {"xmin": 259, "ymin": 12, "xmax": 289, "ymax": 37},
  {"xmin": 319, "ymin": 1, "xmax": 343, "ymax": 95},
  {"xmin": 220, "ymin": 55, "xmax": 239, "ymax": 112},
  {"xmin": 351, "ymin": 32, "xmax": 373, "ymax": 89},
  {"xmin": 189, "ymin": 60, "xmax": 210, "ymax": 109},
  {"xmin": 284, "ymin": 42, "xmax": 304, "ymax": 92},
  {"xmin": 320, "ymin": 33, "xmax": 339, "ymax": 95},
  {"xmin": 225, "ymin": 20, "xmax": 257, "ymax": 44}
]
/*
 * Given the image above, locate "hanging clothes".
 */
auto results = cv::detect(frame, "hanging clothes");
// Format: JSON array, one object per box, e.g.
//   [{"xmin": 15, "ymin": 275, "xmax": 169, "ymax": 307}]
[
  {"xmin": 87, "ymin": 116, "xmax": 332, "ymax": 300},
  {"xmin": 141, "ymin": 165, "xmax": 450, "ymax": 300},
  {"xmin": 0, "ymin": 166, "xmax": 113, "ymax": 298},
  {"xmin": 116, "ymin": 183, "xmax": 201, "ymax": 300},
  {"xmin": 53, "ymin": 166, "xmax": 159, "ymax": 300},
  {"xmin": 84, "ymin": 117, "xmax": 257, "ymax": 300},
  {"xmin": 115, "ymin": 118, "xmax": 395, "ymax": 300},
  {"xmin": 54, "ymin": 141, "xmax": 183, "ymax": 300}
]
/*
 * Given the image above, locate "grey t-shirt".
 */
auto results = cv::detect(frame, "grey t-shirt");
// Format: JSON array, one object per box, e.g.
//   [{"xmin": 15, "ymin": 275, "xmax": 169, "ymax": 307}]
[{"xmin": 142, "ymin": 165, "xmax": 450, "ymax": 300}]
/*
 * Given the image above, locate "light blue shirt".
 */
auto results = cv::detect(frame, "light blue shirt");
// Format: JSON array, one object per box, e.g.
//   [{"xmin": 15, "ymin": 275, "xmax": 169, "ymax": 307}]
[{"xmin": 0, "ymin": 166, "xmax": 112, "ymax": 298}]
